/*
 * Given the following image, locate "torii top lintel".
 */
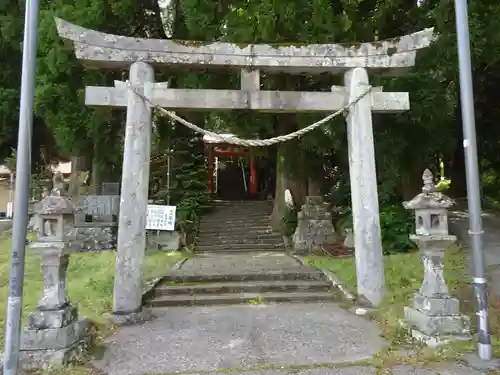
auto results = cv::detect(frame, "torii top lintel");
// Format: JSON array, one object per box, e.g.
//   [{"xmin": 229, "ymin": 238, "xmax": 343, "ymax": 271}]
[{"xmin": 55, "ymin": 18, "xmax": 434, "ymax": 75}]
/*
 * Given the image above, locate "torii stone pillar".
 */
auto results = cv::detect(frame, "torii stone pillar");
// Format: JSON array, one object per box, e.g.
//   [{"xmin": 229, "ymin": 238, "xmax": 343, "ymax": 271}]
[
  {"xmin": 113, "ymin": 62, "xmax": 155, "ymax": 321},
  {"xmin": 345, "ymin": 68, "xmax": 384, "ymax": 306}
]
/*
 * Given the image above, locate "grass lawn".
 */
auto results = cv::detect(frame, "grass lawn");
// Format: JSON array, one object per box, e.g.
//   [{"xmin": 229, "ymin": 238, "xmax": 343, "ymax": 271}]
[
  {"xmin": 0, "ymin": 234, "xmax": 186, "ymax": 351},
  {"xmin": 305, "ymin": 246, "xmax": 500, "ymax": 368}
]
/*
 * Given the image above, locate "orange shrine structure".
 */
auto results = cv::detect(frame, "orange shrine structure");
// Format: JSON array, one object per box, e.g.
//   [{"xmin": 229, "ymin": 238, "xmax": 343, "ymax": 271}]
[{"xmin": 204, "ymin": 134, "xmax": 257, "ymax": 196}]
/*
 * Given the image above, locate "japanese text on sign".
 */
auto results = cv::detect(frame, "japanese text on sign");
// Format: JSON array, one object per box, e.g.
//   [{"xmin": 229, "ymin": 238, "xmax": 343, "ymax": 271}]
[{"xmin": 146, "ymin": 205, "xmax": 176, "ymax": 231}]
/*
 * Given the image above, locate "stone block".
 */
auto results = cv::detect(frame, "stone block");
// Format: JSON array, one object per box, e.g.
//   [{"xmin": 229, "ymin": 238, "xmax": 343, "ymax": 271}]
[
  {"xmin": 19, "ymin": 335, "xmax": 91, "ymax": 370},
  {"xmin": 404, "ymin": 306, "xmax": 470, "ymax": 336},
  {"xmin": 305, "ymin": 196, "xmax": 324, "ymax": 205},
  {"xmin": 292, "ymin": 196, "xmax": 337, "ymax": 254},
  {"xmin": 28, "ymin": 305, "xmax": 78, "ymax": 329},
  {"xmin": 22, "ymin": 318, "xmax": 90, "ymax": 350},
  {"xmin": 75, "ymin": 224, "xmax": 117, "ymax": 251},
  {"xmin": 147, "ymin": 230, "xmax": 181, "ymax": 251},
  {"xmin": 413, "ymin": 294, "xmax": 460, "ymax": 316},
  {"xmin": 406, "ymin": 327, "xmax": 471, "ymax": 348},
  {"xmin": 75, "ymin": 195, "xmax": 119, "ymax": 222}
]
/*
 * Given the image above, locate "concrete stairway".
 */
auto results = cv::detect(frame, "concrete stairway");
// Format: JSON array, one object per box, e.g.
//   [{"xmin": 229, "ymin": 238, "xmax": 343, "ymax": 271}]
[
  {"xmin": 195, "ymin": 200, "xmax": 284, "ymax": 253},
  {"xmin": 145, "ymin": 253, "xmax": 340, "ymax": 308}
]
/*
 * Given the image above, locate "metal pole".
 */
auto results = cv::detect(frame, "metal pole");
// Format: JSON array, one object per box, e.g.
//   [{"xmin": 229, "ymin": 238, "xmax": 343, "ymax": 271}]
[
  {"xmin": 453, "ymin": 0, "xmax": 492, "ymax": 360},
  {"xmin": 3, "ymin": 0, "xmax": 41, "ymax": 373}
]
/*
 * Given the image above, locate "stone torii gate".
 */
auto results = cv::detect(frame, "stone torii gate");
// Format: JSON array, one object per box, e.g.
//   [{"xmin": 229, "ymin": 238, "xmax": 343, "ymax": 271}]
[{"xmin": 56, "ymin": 18, "xmax": 433, "ymax": 320}]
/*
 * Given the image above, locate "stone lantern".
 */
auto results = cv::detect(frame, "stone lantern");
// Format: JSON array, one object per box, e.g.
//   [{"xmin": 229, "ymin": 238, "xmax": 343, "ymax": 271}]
[
  {"xmin": 20, "ymin": 172, "xmax": 89, "ymax": 369},
  {"xmin": 402, "ymin": 169, "xmax": 470, "ymax": 347}
]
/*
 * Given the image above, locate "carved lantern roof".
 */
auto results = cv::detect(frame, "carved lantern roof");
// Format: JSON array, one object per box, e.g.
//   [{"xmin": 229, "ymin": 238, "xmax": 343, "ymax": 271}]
[
  {"xmin": 37, "ymin": 196, "xmax": 74, "ymax": 215},
  {"xmin": 403, "ymin": 169, "xmax": 455, "ymax": 210}
]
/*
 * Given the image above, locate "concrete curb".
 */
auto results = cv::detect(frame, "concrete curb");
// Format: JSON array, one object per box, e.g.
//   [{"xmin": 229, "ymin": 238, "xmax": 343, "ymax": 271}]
[{"xmin": 288, "ymin": 253, "xmax": 356, "ymax": 301}]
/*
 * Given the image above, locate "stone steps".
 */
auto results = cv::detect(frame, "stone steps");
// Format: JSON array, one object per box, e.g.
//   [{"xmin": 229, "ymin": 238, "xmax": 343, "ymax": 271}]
[
  {"xmin": 210, "ymin": 201, "xmax": 272, "ymax": 206},
  {"xmin": 199, "ymin": 217, "xmax": 271, "ymax": 226},
  {"xmin": 208, "ymin": 209, "xmax": 272, "ymax": 215},
  {"xmin": 196, "ymin": 233, "xmax": 282, "ymax": 241},
  {"xmin": 154, "ymin": 279, "xmax": 331, "ymax": 296},
  {"xmin": 162, "ymin": 270, "xmax": 325, "ymax": 284},
  {"xmin": 196, "ymin": 239, "xmax": 283, "ymax": 246},
  {"xmin": 147, "ymin": 291, "xmax": 337, "ymax": 307},
  {"xmin": 144, "ymin": 252, "xmax": 340, "ymax": 308},
  {"xmin": 197, "ymin": 232, "xmax": 281, "ymax": 240},
  {"xmin": 195, "ymin": 200, "xmax": 277, "ymax": 254},
  {"xmin": 198, "ymin": 226, "xmax": 273, "ymax": 235},
  {"xmin": 202, "ymin": 208, "xmax": 272, "ymax": 215},
  {"xmin": 200, "ymin": 216, "xmax": 272, "ymax": 224},
  {"xmin": 195, "ymin": 243, "xmax": 283, "ymax": 252}
]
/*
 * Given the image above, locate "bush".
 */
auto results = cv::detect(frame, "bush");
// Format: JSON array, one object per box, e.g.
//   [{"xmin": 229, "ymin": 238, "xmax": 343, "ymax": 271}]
[
  {"xmin": 380, "ymin": 204, "xmax": 415, "ymax": 254},
  {"xmin": 335, "ymin": 204, "xmax": 414, "ymax": 254},
  {"xmin": 153, "ymin": 129, "xmax": 212, "ymax": 240}
]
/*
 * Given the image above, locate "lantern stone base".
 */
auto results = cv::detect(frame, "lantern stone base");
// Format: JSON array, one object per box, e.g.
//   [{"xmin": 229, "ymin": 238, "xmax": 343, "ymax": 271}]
[
  {"xmin": 20, "ymin": 318, "xmax": 91, "ymax": 369},
  {"xmin": 405, "ymin": 326, "xmax": 472, "ymax": 348},
  {"xmin": 404, "ymin": 306, "xmax": 471, "ymax": 347},
  {"xmin": 28, "ymin": 305, "xmax": 78, "ymax": 329},
  {"xmin": 413, "ymin": 294, "xmax": 461, "ymax": 316}
]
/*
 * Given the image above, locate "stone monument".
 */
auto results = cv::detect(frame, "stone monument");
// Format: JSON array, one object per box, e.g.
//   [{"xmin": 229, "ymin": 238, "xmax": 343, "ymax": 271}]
[
  {"xmin": 402, "ymin": 169, "xmax": 471, "ymax": 347},
  {"xmin": 292, "ymin": 196, "xmax": 337, "ymax": 255},
  {"xmin": 20, "ymin": 174, "xmax": 89, "ymax": 369}
]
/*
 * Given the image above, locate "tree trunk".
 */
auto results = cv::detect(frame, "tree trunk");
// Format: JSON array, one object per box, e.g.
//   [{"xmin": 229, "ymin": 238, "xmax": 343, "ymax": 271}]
[
  {"xmin": 68, "ymin": 154, "xmax": 91, "ymax": 197},
  {"xmin": 90, "ymin": 143, "xmax": 102, "ymax": 194},
  {"xmin": 400, "ymin": 167, "xmax": 424, "ymax": 201},
  {"xmin": 271, "ymin": 114, "xmax": 307, "ymax": 231},
  {"xmin": 307, "ymin": 176, "xmax": 322, "ymax": 196}
]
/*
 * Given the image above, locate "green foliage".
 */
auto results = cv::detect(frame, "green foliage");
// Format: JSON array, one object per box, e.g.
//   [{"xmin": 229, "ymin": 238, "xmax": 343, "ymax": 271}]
[
  {"xmin": 0, "ymin": 236, "xmax": 184, "ymax": 348},
  {"xmin": 333, "ymin": 202, "xmax": 414, "ymax": 255},
  {"xmin": 153, "ymin": 121, "xmax": 211, "ymax": 235},
  {"xmin": 30, "ymin": 167, "xmax": 53, "ymax": 200},
  {"xmin": 380, "ymin": 204, "xmax": 415, "ymax": 255},
  {"xmin": 436, "ymin": 178, "xmax": 451, "ymax": 192},
  {"xmin": 2, "ymin": 0, "xmax": 500, "ymax": 233}
]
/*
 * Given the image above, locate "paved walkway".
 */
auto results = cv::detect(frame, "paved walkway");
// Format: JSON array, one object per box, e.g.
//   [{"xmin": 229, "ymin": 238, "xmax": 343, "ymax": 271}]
[
  {"xmin": 92, "ymin": 252, "xmax": 492, "ymax": 374},
  {"xmin": 449, "ymin": 202, "xmax": 500, "ymax": 267},
  {"xmin": 95, "ymin": 253, "xmax": 387, "ymax": 374},
  {"xmin": 93, "ymin": 303, "xmax": 387, "ymax": 375},
  {"xmin": 169, "ymin": 251, "xmax": 318, "ymax": 279},
  {"xmin": 449, "ymin": 201, "xmax": 500, "ymax": 298},
  {"xmin": 119, "ymin": 364, "xmax": 483, "ymax": 375}
]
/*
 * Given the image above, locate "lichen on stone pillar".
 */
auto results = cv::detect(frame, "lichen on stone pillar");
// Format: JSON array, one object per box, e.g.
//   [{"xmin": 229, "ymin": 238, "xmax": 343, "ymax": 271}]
[{"xmin": 114, "ymin": 61, "xmax": 155, "ymax": 324}]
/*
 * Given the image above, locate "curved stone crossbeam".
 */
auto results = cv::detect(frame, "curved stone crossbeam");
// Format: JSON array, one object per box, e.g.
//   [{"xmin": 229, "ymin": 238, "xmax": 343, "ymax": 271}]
[{"xmin": 56, "ymin": 18, "xmax": 434, "ymax": 75}]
